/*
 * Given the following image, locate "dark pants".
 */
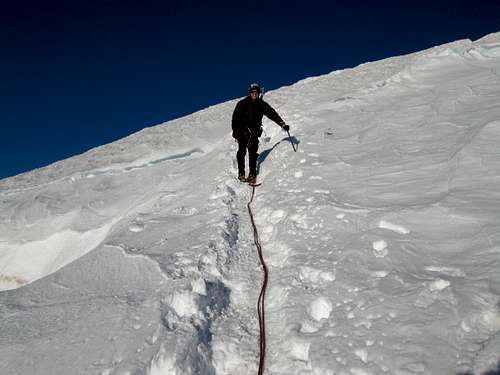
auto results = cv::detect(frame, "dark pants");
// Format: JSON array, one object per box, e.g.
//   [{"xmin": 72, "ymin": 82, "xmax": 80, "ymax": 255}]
[{"xmin": 237, "ymin": 134, "xmax": 259, "ymax": 176}]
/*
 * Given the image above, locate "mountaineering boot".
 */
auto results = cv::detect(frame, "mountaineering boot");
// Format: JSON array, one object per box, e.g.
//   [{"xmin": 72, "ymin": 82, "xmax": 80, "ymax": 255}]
[
  {"xmin": 246, "ymin": 174, "xmax": 257, "ymax": 184},
  {"xmin": 238, "ymin": 174, "xmax": 246, "ymax": 182}
]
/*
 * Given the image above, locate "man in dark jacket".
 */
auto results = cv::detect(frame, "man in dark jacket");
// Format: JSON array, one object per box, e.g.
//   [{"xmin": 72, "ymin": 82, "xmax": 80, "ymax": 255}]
[{"xmin": 231, "ymin": 83, "xmax": 290, "ymax": 183}]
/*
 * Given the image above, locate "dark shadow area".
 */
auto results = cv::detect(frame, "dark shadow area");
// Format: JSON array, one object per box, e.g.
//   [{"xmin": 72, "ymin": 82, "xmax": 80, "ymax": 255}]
[
  {"xmin": 256, "ymin": 135, "xmax": 300, "ymax": 175},
  {"xmin": 189, "ymin": 280, "xmax": 231, "ymax": 375},
  {"xmin": 198, "ymin": 280, "xmax": 231, "ymax": 345},
  {"xmin": 457, "ymin": 360, "xmax": 500, "ymax": 375}
]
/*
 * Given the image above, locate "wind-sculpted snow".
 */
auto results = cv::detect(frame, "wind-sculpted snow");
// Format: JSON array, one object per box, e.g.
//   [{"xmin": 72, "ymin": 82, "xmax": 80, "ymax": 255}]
[{"xmin": 1, "ymin": 32, "xmax": 500, "ymax": 375}]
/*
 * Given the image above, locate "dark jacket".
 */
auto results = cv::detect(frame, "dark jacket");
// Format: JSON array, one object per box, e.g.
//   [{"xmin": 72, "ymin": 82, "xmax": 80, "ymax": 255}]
[{"xmin": 232, "ymin": 96, "xmax": 285, "ymax": 138}]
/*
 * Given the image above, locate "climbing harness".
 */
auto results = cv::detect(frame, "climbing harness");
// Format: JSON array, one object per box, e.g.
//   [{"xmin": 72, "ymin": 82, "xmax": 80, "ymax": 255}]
[{"xmin": 247, "ymin": 184, "xmax": 268, "ymax": 375}]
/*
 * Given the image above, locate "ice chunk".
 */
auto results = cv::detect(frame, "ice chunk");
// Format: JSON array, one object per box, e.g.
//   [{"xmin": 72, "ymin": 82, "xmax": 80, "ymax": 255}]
[
  {"xmin": 378, "ymin": 220, "xmax": 410, "ymax": 234},
  {"xmin": 354, "ymin": 348, "xmax": 368, "ymax": 363},
  {"xmin": 168, "ymin": 290, "xmax": 198, "ymax": 318},
  {"xmin": 429, "ymin": 279, "xmax": 450, "ymax": 292},
  {"xmin": 372, "ymin": 240, "xmax": 388, "ymax": 257},
  {"xmin": 308, "ymin": 297, "xmax": 333, "ymax": 321}
]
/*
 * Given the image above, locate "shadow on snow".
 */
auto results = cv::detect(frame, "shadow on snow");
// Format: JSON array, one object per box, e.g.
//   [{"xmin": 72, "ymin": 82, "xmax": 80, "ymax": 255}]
[
  {"xmin": 256, "ymin": 135, "xmax": 300, "ymax": 175},
  {"xmin": 457, "ymin": 360, "xmax": 500, "ymax": 375}
]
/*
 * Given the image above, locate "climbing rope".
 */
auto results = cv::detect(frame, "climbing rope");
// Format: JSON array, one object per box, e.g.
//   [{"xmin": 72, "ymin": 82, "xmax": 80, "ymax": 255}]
[{"xmin": 247, "ymin": 184, "xmax": 268, "ymax": 375}]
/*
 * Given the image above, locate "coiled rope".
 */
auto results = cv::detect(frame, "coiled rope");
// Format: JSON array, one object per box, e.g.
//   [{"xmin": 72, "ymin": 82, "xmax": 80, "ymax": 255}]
[{"xmin": 247, "ymin": 184, "xmax": 268, "ymax": 375}]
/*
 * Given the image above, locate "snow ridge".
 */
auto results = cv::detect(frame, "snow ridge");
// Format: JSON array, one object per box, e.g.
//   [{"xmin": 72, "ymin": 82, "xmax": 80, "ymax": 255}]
[{"xmin": 1, "ymin": 32, "xmax": 500, "ymax": 375}]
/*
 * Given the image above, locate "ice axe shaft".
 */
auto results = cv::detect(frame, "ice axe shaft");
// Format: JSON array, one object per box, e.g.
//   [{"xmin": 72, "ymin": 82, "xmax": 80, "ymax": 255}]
[{"xmin": 286, "ymin": 129, "xmax": 297, "ymax": 152}]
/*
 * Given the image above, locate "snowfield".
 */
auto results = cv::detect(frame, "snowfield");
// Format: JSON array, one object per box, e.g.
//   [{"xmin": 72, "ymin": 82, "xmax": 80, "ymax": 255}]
[{"xmin": 1, "ymin": 32, "xmax": 500, "ymax": 375}]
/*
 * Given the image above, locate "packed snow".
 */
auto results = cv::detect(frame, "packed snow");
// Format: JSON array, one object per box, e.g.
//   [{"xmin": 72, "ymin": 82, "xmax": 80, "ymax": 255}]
[{"xmin": 1, "ymin": 32, "xmax": 500, "ymax": 375}]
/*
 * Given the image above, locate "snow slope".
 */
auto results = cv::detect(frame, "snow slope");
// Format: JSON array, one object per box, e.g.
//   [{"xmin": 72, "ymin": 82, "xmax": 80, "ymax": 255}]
[{"xmin": 1, "ymin": 32, "xmax": 500, "ymax": 375}]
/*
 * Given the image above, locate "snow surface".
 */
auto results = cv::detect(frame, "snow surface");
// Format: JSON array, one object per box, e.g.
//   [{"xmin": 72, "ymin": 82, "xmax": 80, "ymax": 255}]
[{"xmin": 1, "ymin": 32, "xmax": 500, "ymax": 375}]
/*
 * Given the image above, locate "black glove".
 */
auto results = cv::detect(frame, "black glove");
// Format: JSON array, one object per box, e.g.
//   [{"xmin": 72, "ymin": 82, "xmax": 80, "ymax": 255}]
[{"xmin": 282, "ymin": 124, "xmax": 290, "ymax": 132}]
